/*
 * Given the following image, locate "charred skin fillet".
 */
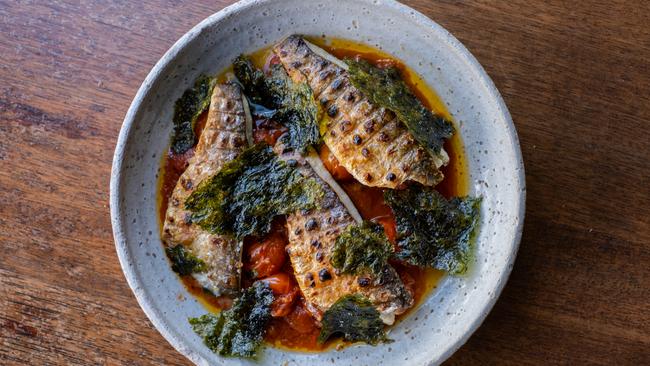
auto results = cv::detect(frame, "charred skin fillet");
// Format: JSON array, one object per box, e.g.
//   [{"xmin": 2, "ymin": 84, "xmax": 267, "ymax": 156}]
[
  {"xmin": 273, "ymin": 144, "xmax": 414, "ymax": 324},
  {"xmin": 162, "ymin": 83, "xmax": 247, "ymax": 296},
  {"xmin": 273, "ymin": 35, "xmax": 447, "ymax": 189}
]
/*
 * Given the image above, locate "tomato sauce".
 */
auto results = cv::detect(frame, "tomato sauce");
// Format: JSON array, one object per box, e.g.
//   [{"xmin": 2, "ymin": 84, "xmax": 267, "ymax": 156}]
[
  {"xmin": 266, "ymin": 299, "xmax": 324, "ymax": 350},
  {"xmin": 157, "ymin": 38, "xmax": 468, "ymax": 352}
]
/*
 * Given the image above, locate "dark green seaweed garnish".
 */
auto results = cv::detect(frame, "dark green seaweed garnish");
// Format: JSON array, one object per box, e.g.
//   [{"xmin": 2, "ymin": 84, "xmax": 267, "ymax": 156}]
[
  {"xmin": 234, "ymin": 56, "xmax": 320, "ymax": 152},
  {"xmin": 318, "ymin": 295, "xmax": 390, "ymax": 345},
  {"xmin": 189, "ymin": 281, "xmax": 274, "ymax": 358},
  {"xmin": 345, "ymin": 59, "xmax": 454, "ymax": 159},
  {"xmin": 331, "ymin": 221, "xmax": 394, "ymax": 276},
  {"xmin": 165, "ymin": 244, "xmax": 207, "ymax": 275},
  {"xmin": 384, "ymin": 186, "xmax": 481, "ymax": 274},
  {"xmin": 185, "ymin": 143, "xmax": 324, "ymax": 239},
  {"xmin": 171, "ymin": 74, "xmax": 217, "ymax": 154}
]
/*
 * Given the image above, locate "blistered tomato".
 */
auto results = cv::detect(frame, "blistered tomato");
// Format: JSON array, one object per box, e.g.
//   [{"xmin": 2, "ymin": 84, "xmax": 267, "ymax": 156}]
[
  {"xmin": 258, "ymin": 273, "xmax": 299, "ymax": 317},
  {"xmin": 285, "ymin": 301, "xmax": 318, "ymax": 334},
  {"xmin": 246, "ymin": 231, "xmax": 287, "ymax": 278}
]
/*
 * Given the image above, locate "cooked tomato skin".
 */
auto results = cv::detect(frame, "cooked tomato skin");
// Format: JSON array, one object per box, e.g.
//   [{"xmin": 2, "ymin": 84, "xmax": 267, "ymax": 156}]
[
  {"xmin": 258, "ymin": 273, "xmax": 292, "ymax": 294},
  {"xmin": 245, "ymin": 231, "xmax": 287, "ymax": 279},
  {"xmin": 320, "ymin": 145, "xmax": 354, "ymax": 181},
  {"xmin": 265, "ymin": 301, "xmax": 322, "ymax": 350},
  {"xmin": 269, "ymin": 289, "xmax": 299, "ymax": 317},
  {"xmin": 285, "ymin": 301, "xmax": 318, "ymax": 334},
  {"xmin": 257, "ymin": 273, "xmax": 299, "ymax": 317}
]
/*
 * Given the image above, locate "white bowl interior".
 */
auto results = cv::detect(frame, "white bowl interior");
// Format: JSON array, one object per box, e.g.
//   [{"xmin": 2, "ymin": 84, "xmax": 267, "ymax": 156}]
[{"xmin": 111, "ymin": 1, "xmax": 525, "ymax": 365}]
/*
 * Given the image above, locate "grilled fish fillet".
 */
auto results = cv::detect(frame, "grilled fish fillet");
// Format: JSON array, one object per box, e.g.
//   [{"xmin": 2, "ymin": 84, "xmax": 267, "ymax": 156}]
[
  {"xmin": 162, "ymin": 83, "xmax": 247, "ymax": 296},
  {"xmin": 273, "ymin": 35, "xmax": 447, "ymax": 189},
  {"xmin": 273, "ymin": 144, "xmax": 414, "ymax": 324}
]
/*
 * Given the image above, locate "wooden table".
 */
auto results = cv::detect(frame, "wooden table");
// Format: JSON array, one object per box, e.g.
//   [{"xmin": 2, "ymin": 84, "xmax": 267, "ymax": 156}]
[{"xmin": 1, "ymin": 1, "xmax": 648, "ymax": 364}]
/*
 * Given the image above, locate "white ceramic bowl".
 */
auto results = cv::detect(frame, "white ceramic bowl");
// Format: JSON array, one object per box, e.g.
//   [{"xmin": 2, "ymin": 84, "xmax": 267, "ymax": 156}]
[{"xmin": 110, "ymin": 0, "xmax": 525, "ymax": 365}]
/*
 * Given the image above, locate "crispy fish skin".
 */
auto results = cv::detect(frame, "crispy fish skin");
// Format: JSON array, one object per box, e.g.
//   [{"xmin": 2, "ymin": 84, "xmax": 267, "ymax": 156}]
[
  {"xmin": 273, "ymin": 35, "xmax": 445, "ymax": 189},
  {"xmin": 162, "ymin": 83, "xmax": 247, "ymax": 296},
  {"xmin": 274, "ymin": 144, "xmax": 413, "ymax": 324}
]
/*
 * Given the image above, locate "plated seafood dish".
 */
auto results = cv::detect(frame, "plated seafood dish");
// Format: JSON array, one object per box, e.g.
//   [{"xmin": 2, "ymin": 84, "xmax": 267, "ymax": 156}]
[{"xmin": 158, "ymin": 35, "xmax": 481, "ymax": 358}]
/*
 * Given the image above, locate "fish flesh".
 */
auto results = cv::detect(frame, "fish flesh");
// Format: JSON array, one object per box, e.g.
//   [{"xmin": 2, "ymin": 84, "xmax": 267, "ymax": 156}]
[
  {"xmin": 273, "ymin": 144, "xmax": 414, "ymax": 324},
  {"xmin": 273, "ymin": 35, "xmax": 447, "ymax": 189},
  {"xmin": 162, "ymin": 83, "xmax": 247, "ymax": 296}
]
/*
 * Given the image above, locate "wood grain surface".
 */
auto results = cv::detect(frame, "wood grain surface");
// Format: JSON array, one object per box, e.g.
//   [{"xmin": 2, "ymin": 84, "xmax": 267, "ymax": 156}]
[{"xmin": 1, "ymin": 1, "xmax": 649, "ymax": 365}]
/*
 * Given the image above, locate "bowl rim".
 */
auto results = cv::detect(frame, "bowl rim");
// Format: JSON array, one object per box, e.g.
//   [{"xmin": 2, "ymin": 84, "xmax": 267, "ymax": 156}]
[{"xmin": 110, "ymin": 0, "xmax": 526, "ymax": 365}]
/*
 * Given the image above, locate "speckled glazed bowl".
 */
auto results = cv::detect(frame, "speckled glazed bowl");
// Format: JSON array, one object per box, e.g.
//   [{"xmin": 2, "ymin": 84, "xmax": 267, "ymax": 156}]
[{"xmin": 110, "ymin": 0, "xmax": 525, "ymax": 365}]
